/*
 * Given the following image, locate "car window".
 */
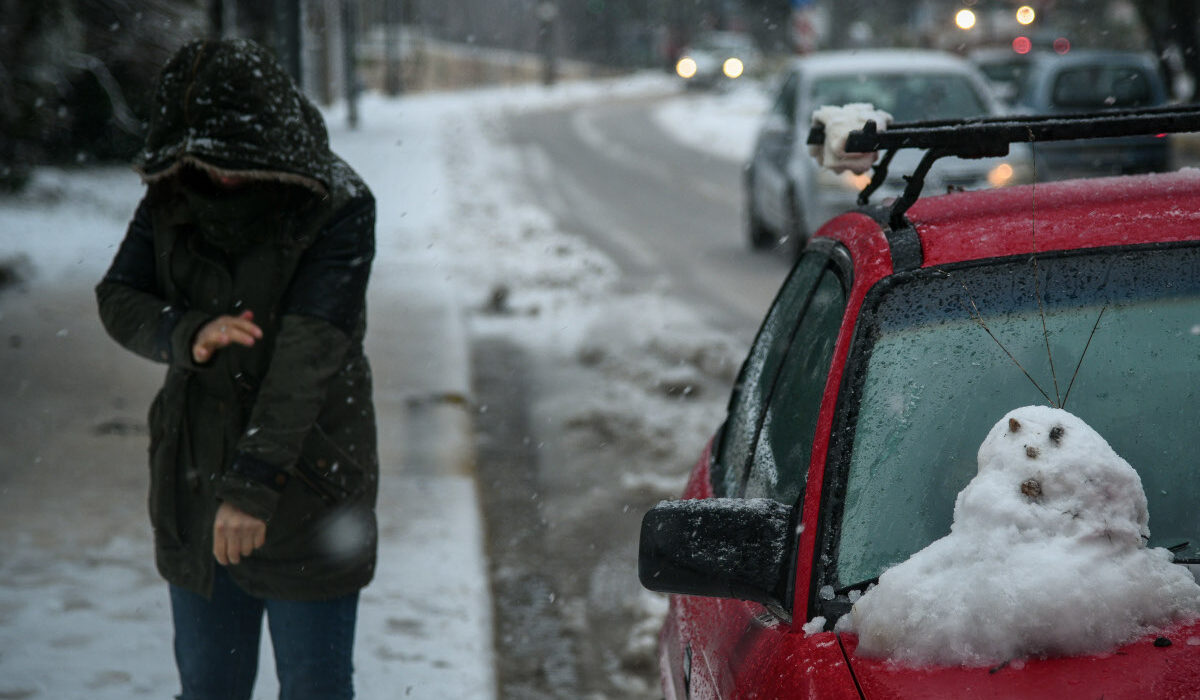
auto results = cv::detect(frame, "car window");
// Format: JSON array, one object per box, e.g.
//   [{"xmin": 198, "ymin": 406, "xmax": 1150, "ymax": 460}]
[
  {"xmin": 712, "ymin": 251, "xmax": 825, "ymax": 497},
  {"xmin": 744, "ymin": 267, "xmax": 845, "ymax": 504},
  {"xmin": 694, "ymin": 33, "xmax": 754, "ymax": 54},
  {"xmin": 808, "ymin": 72, "xmax": 988, "ymax": 123},
  {"xmin": 1051, "ymin": 64, "xmax": 1157, "ymax": 109},
  {"xmin": 831, "ymin": 244, "xmax": 1200, "ymax": 590}
]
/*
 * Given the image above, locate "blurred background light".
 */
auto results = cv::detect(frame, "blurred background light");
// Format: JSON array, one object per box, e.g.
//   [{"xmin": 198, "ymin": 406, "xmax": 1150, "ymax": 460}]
[{"xmin": 676, "ymin": 57, "xmax": 697, "ymax": 79}]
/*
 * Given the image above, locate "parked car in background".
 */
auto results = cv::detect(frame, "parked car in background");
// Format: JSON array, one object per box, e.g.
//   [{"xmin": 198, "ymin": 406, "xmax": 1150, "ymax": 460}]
[
  {"xmin": 1009, "ymin": 50, "xmax": 1171, "ymax": 179},
  {"xmin": 640, "ymin": 106, "xmax": 1200, "ymax": 699},
  {"xmin": 674, "ymin": 31, "xmax": 761, "ymax": 90},
  {"xmin": 968, "ymin": 46, "xmax": 1032, "ymax": 105},
  {"xmin": 744, "ymin": 50, "xmax": 1028, "ymax": 255}
]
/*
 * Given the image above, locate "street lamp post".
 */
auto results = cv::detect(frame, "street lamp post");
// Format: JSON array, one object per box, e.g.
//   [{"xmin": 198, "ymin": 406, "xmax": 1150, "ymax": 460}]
[
  {"xmin": 342, "ymin": 0, "xmax": 359, "ymax": 128},
  {"xmin": 275, "ymin": 0, "xmax": 303, "ymax": 84},
  {"xmin": 536, "ymin": 1, "xmax": 558, "ymax": 86},
  {"xmin": 384, "ymin": 0, "xmax": 404, "ymax": 96}
]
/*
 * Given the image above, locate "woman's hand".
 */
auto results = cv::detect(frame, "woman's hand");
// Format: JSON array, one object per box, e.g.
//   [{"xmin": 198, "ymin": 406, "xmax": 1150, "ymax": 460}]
[
  {"xmin": 212, "ymin": 501, "xmax": 267, "ymax": 566},
  {"xmin": 192, "ymin": 310, "xmax": 262, "ymax": 363}
]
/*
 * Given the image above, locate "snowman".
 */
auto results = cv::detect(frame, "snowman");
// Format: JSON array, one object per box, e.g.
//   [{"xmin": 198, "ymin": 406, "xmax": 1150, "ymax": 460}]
[{"xmin": 842, "ymin": 405, "xmax": 1200, "ymax": 667}]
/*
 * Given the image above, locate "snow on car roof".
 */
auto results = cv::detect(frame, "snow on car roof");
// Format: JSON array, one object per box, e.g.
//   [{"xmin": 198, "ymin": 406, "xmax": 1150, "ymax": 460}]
[{"xmin": 791, "ymin": 49, "xmax": 981, "ymax": 77}]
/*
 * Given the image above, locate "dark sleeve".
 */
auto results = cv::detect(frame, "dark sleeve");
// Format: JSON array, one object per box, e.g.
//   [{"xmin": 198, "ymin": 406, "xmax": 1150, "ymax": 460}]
[
  {"xmin": 95, "ymin": 196, "xmax": 211, "ymax": 368},
  {"xmin": 280, "ymin": 194, "xmax": 375, "ymax": 333},
  {"xmin": 215, "ymin": 194, "xmax": 376, "ymax": 520}
]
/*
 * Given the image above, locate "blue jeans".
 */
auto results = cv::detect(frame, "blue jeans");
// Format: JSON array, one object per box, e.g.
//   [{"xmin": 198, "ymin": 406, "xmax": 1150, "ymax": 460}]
[{"xmin": 169, "ymin": 566, "xmax": 359, "ymax": 700}]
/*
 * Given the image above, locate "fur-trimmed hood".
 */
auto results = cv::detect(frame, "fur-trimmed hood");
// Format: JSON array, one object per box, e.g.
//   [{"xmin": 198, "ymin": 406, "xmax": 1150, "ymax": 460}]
[{"xmin": 136, "ymin": 39, "xmax": 336, "ymax": 198}]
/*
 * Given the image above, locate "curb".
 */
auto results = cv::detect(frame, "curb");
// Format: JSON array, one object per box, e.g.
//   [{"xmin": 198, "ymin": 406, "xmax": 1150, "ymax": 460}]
[{"xmin": 360, "ymin": 262, "xmax": 496, "ymax": 698}]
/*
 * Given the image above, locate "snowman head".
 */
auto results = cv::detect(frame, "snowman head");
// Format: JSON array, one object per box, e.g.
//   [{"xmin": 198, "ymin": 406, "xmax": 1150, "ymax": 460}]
[{"xmin": 956, "ymin": 405, "xmax": 1149, "ymax": 547}]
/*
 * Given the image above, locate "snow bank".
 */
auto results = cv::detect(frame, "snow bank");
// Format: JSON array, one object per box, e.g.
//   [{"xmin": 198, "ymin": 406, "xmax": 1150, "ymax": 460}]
[
  {"xmin": 650, "ymin": 83, "xmax": 768, "ymax": 163},
  {"xmin": 843, "ymin": 405, "xmax": 1200, "ymax": 667}
]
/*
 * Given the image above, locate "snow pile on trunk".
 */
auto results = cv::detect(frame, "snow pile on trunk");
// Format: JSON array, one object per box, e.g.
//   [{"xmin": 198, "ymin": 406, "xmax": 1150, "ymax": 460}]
[
  {"xmin": 808, "ymin": 103, "xmax": 892, "ymax": 175},
  {"xmin": 842, "ymin": 405, "xmax": 1200, "ymax": 667}
]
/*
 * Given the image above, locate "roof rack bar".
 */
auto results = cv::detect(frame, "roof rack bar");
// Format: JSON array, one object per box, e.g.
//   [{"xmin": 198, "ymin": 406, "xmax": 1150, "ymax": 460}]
[
  {"xmin": 857, "ymin": 147, "xmax": 897, "ymax": 206},
  {"xmin": 888, "ymin": 148, "xmax": 944, "ymax": 230},
  {"xmin": 842, "ymin": 105, "xmax": 1200, "ymax": 155}
]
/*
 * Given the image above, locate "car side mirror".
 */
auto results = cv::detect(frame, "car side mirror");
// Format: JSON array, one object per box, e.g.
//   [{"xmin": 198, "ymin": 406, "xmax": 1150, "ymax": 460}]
[{"xmin": 638, "ymin": 498, "xmax": 793, "ymax": 611}]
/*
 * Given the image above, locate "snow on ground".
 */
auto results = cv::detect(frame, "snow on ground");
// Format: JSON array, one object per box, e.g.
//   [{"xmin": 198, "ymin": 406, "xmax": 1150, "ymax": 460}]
[
  {"xmin": 0, "ymin": 73, "xmax": 760, "ymax": 698},
  {"xmin": 650, "ymin": 82, "xmax": 767, "ymax": 163},
  {"xmin": 348, "ymin": 75, "xmax": 757, "ymax": 697}
]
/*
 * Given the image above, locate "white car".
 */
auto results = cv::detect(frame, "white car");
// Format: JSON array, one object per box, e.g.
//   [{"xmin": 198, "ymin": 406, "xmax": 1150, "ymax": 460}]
[{"xmin": 745, "ymin": 49, "xmax": 1029, "ymax": 254}]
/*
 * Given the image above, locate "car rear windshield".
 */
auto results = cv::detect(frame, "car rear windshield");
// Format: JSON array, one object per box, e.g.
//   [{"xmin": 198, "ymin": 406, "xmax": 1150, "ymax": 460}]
[
  {"xmin": 834, "ymin": 243, "xmax": 1200, "ymax": 591},
  {"xmin": 1050, "ymin": 64, "xmax": 1157, "ymax": 109},
  {"xmin": 810, "ymin": 73, "xmax": 989, "ymax": 123}
]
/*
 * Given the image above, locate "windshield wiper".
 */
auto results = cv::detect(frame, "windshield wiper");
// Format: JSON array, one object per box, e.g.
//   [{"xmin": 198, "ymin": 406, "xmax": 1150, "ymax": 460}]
[
  {"xmin": 1165, "ymin": 541, "xmax": 1198, "ymax": 564},
  {"xmin": 835, "ymin": 576, "xmax": 879, "ymax": 597}
]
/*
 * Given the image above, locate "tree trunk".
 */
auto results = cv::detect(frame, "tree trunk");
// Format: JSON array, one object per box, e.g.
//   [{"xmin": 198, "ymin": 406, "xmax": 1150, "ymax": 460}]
[
  {"xmin": 1169, "ymin": 0, "xmax": 1200, "ymax": 100},
  {"xmin": 342, "ymin": 0, "xmax": 359, "ymax": 129}
]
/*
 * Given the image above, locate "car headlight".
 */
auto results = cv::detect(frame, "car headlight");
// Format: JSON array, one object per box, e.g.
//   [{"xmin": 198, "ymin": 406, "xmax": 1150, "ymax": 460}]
[
  {"xmin": 986, "ymin": 160, "xmax": 1036, "ymax": 187},
  {"xmin": 816, "ymin": 168, "xmax": 872, "ymax": 192},
  {"xmin": 723, "ymin": 57, "xmax": 745, "ymax": 79},
  {"xmin": 988, "ymin": 162, "xmax": 1015, "ymax": 187},
  {"xmin": 843, "ymin": 171, "xmax": 872, "ymax": 191},
  {"xmin": 676, "ymin": 57, "xmax": 698, "ymax": 79}
]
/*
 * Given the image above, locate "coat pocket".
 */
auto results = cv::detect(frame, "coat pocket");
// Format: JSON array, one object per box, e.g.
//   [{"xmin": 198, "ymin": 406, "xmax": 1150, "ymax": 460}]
[
  {"xmin": 294, "ymin": 456, "xmax": 351, "ymax": 506},
  {"xmin": 296, "ymin": 421, "xmax": 370, "ymax": 502}
]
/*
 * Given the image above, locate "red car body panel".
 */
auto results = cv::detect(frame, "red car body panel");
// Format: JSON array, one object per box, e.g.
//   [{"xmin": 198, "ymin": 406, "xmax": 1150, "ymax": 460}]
[
  {"xmin": 660, "ymin": 170, "xmax": 1200, "ymax": 699},
  {"xmin": 662, "ymin": 597, "xmax": 862, "ymax": 700},
  {"xmin": 907, "ymin": 170, "xmax": 1200, "ymax": 265},
  {"xmin": 790, "ymin": 213, "xmax": 893, "ymax": 622},
  {"xmin": 842, "ymin": 619, "xmax": 1200, "ymax": 699}
]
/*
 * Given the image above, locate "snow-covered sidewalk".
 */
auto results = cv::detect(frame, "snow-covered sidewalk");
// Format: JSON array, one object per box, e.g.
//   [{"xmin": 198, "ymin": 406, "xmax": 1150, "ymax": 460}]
[{"xmin": 0, "ymin": 135, "xmax": 495, "ymax": 698}]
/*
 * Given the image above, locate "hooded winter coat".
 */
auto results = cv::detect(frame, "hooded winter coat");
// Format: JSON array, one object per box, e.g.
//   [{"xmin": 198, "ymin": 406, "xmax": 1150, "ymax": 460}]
[{"xmin": 96, "ymin": 39, "xmax": 378, "ymax": 601}]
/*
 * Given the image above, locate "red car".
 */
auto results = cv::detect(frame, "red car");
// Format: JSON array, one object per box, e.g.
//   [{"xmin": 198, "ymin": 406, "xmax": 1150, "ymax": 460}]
[{"xmin": 640, "ymin": 107, "xmax": 1200, "ymax": 698}]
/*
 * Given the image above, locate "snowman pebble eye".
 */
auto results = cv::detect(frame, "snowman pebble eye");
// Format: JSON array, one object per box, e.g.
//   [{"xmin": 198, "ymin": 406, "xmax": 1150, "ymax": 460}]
[
  {"xmin": 1009, "ymin": 418, "xmax": 1021, "ymax": 433},
  {"xmin": 1049, "ymin": 425, "xmax": 1064, "ymax": 445}
]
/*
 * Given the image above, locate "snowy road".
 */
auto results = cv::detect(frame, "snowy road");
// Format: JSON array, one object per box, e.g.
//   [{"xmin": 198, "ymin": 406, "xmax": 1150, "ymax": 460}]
[
  {"xmin": 507, "ymin": 94, "xmax": 790, "ymax": 335},
  {"xmin": 472, "ymin": 87, "xmax": 787, "ymax": 697}
]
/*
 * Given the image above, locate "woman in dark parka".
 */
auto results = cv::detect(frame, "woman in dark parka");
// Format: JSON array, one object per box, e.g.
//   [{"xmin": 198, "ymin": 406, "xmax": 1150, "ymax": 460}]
[{"xmin": 96, "ymin": 39, "xmax": 377, "ymax": 700}]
